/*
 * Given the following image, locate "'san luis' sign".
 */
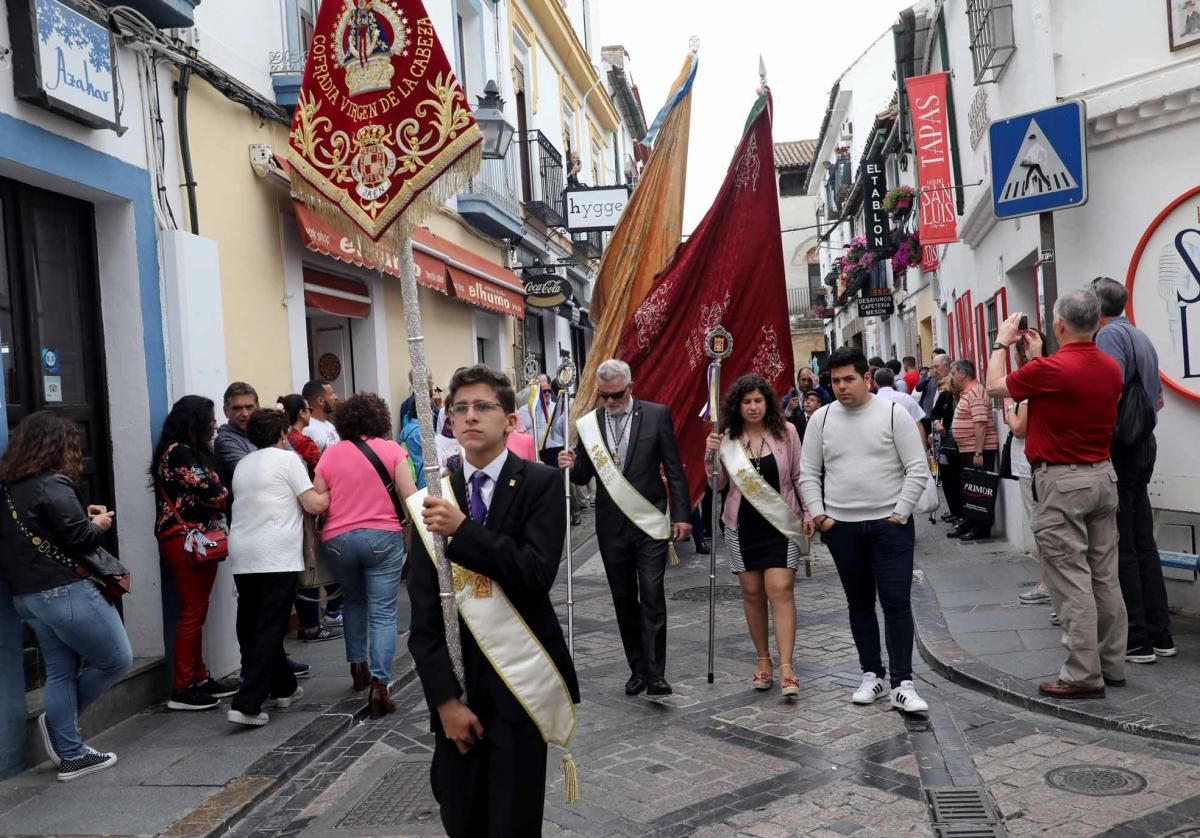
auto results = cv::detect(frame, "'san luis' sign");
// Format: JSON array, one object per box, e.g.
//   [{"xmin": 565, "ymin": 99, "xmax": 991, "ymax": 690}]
[
  {"xmin": 9, "ymin": 0, "xmax": 122, "ymax": 132},
  {"xmin": 1127, "ymin": 184, "xmax": 1200, "ymax": 404}
]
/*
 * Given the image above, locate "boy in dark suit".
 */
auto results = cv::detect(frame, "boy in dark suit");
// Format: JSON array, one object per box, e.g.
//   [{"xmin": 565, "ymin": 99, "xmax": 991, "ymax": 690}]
[{"xmin": 408, "ymin": 364, "xmax": 579, "ymax": 838}]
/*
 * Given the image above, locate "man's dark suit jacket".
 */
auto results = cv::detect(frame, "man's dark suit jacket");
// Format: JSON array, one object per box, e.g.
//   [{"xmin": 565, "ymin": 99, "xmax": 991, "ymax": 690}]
[
  {"xmin": 407, "ymin": 452, "xmax": 580, "ymax": 728},
  {"xmin": 570, "ymin": 398, "xmax": 692, "ymax": 532}
]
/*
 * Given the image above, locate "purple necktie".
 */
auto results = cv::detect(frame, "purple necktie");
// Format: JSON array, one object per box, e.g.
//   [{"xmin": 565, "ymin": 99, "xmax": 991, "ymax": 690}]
[{"xmin": 469, "ymin": 471, "xmax": 489, "ymax": 524}]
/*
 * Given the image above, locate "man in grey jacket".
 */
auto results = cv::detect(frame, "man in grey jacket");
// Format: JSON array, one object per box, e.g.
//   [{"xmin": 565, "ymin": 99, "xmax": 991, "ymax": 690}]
[
  {"xmin": 800, "ymin": 347, "xmax": 931, "ymax": 714},
  {"xmin": 214, "ymin": 382, "xmax": 258, "ymax": 492}
]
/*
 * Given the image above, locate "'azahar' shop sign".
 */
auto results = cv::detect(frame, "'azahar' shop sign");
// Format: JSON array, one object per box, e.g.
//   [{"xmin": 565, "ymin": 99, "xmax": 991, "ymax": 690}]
[{"xmin": 9, "ymin": 0, "xmax": 122, "ymax": 132}]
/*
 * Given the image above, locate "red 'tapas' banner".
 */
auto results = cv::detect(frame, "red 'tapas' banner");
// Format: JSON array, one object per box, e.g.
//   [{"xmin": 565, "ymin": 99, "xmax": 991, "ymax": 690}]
[
  {"xmin": 287, "ymin": 1, "xmax": 481, "ymax": 257},
  {"xmin": 906, "ymin": 72, "xmax": 958, "ymax": 245},
  {"xmin": 617, "ymin": 93, "xmax": 794, "ymax": 505}
]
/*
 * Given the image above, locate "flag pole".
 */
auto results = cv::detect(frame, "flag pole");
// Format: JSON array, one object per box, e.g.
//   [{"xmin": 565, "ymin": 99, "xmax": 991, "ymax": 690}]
[
  {"xmin": 704, "ymin": 325, "xmax": 733, "ymax": 685},
  {"xmin": 398, "ymin": 237, "xmax": 465, "ymax": 691},
  {"xmin": 558, "ymin": 360, "xmax": 577, "ymax": 658}
]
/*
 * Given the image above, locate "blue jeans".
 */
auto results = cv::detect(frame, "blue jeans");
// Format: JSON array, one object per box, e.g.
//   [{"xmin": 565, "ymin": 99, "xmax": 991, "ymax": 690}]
[
  {"xmin": 13, "ymin": 581, "xmax": 132, "ymax": 759},
  {"xmin": 323, "ymin": 529, "xmax": 405, "ymax": 681},
  {"xmin": 823, "ymin": 518, "xmax": 915, "ymax": 688}
]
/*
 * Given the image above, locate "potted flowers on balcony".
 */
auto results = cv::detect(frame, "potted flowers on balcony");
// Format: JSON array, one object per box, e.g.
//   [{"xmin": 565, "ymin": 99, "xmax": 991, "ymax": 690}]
[
  {"xmin": 883, "ymin": 185, "xmax": 915, "ymax": 220},
  {"xmin": 838, "ymin": 236, "xmax": 876, "ymax": 298},
  {"xmin": 890, "ymin": 229, "xmax": 922, "ymax": 284}
]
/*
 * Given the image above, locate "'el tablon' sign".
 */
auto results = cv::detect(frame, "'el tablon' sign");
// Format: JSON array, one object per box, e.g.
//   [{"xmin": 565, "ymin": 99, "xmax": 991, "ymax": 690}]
[{"xmin": 863, "ymin": 159, "xmax": 889, "ymax": 252}]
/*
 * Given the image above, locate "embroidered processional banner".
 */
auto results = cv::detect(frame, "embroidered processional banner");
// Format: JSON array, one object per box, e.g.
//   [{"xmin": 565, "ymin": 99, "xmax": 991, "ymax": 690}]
[
  {"xmin": 287, "ymin": 0, "xmax": 482, "ymax": 260},
  {"xmin": 616, "ymin": 92, "xmax": 795, "ymax": 504}
]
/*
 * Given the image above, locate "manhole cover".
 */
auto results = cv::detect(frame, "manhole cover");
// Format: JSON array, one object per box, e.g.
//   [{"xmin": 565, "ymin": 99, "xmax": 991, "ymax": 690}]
[
  {"xmin": 673, "ymin": 585, "xmax": 742, "ymax": 602},
  {"xmin": 336, "ymin": 763, "xmax": 437, "ymax": 828},
  {"xmin": 1044, "ymin": 765, "xmax": 1147, "ymax": 796}
]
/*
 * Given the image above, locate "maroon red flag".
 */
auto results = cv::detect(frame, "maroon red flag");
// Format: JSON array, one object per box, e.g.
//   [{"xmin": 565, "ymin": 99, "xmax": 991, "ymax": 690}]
[{"xmin": 617, "ymin": 92, "xmax": 794, "ymax": 504}]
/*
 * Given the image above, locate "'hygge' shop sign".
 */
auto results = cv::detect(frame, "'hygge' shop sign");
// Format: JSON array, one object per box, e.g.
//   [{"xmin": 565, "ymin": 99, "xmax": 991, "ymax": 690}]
[
  {"xmin": 10, "ymin": 0, "xmax": 121, "ymax": 131},
  {"xmin": 564, "ymin": 186, "xmax": 630, "ymax": 232}
]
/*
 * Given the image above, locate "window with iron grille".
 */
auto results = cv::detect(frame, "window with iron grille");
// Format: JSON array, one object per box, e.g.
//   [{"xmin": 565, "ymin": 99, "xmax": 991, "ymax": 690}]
[{"xmin": 966, "ymin": 0, "xmax": 1016, "ymax": 85}]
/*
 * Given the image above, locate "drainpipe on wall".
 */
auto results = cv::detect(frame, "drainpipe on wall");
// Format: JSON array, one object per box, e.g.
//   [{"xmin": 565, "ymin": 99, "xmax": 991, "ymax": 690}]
[{"xmin": 176, "ymin": 65, "xmax": 200, "ymax": 235}]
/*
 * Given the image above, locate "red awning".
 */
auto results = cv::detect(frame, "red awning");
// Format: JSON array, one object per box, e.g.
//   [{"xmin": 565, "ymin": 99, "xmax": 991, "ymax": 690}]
[
  {"xmin": 304, "ymin": 268, "xmax": 371, "ymax": 318},
  {"xmin": 291, "ymin": 199, "xmax": 523, "ymax": 320},
  {"xmin": 412, "ymin": 228, "xmax": 525, "ymax": 320}
]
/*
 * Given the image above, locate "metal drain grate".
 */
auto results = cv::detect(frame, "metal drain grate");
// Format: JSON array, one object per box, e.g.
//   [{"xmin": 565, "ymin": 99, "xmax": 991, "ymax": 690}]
[
  {"xmin": 1044, "ymin": 764, "xmax": 1147, "ymax": 796},
  {"xmin": 932, "ymin": 826, "xmax": 1004, "ymax": 838},
  {"xmin": 336, "ymin": 763, "xmax": 437, "ymax": 829},
  {"xmin": 672, "ymin": 585, "xmax": 742, "ymax": 602},
  {"xmin": 926, "ymin": 787, "xmax": 996, "ymax": 823}
]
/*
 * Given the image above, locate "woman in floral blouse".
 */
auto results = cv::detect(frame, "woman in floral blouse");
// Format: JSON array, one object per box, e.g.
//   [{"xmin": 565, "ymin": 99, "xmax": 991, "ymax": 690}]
[{"xmin": 152, "ymin": 396, "xmax": 232, "ymax": 712}]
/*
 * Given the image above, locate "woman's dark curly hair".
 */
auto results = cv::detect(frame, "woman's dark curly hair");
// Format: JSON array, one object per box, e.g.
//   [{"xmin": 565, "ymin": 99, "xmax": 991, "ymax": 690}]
[
  {"xmin": 151, "ymin": 395, "xmax": 217, "ymax": 477},
  {"xmin": 246, "ymin": 408, "xmax": 290, "ymax": 450},
  {"xmin": 0, "ymin": 412, "xmax": 83, "ymax": 483},
  {"xmin": 721, "ymin": 374, "xmax": 787, "ymax": 440},
  {"xmin": 332, "ymin": 392, "xmax": 392, "ymax": 440}
]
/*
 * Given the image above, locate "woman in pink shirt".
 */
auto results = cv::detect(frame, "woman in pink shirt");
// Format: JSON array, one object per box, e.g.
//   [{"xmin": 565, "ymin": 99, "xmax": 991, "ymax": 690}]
[{"xmin": 313, "ymin": 393, "xmax": 417, "ymax": 718}]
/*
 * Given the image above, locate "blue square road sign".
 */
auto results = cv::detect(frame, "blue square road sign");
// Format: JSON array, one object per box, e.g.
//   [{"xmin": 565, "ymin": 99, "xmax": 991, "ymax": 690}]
[{"xmin": 989, "ymin": 101, "xmax": 1088, "ymax": 220}]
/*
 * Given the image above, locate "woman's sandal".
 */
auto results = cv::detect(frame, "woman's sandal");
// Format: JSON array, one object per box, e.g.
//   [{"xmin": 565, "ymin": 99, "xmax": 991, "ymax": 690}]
[
  {"xmin": 752, "ymin": 657, "xmax": 773, "ymax": 690},
  {"xmin": 780, "ymin": 662, "xmax": 800, "ymax": 698}
]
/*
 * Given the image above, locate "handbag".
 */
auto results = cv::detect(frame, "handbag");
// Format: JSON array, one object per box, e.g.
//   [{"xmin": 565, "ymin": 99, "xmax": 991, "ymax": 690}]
[
  {"xmin": 156, "ymin": 479, "xmax": 228, "ymax": 562},
  {"xmin": 998, "ymin": 431, "xmax": 1016, "ymax": 481},
  {"xmin": 298, "ymin": 513, "xmax": 337, "ymax": 589},
  {"xmin": 915, "ymin": 474, "xmax": 940, "ymax": 515},
  {"xmin": 959, "ymin": 467, "xmax": 1000, "ymax": 524},
  {"xmin": 4, "ymin": 489, "xmax": 130, "ymax": 605}
]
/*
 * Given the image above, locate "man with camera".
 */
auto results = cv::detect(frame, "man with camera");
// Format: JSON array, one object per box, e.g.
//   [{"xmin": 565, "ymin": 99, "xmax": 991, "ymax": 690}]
[{"xmin": 986, "ymin": 296, "xmax": 1126, "ymax": 699}]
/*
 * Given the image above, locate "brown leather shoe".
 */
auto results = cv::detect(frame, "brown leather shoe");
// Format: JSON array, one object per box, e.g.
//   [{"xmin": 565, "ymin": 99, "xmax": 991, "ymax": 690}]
[
  {"xmin": 367, "ymin": 677, "xmax": 395, "ymax": 720},
  {"xmin": 350, "ymin": 662, "xmax": 369, "ymax": 693},
  {"xmin": 1039, "ymin": 679, "xmax": 1105, "ymax": 699}
]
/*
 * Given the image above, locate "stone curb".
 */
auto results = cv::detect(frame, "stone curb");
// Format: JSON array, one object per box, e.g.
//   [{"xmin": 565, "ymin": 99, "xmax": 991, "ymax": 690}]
[
  {"xmin": 161, "ymin": 663, "xmax": 418, "ymax": 838},
  {"xmin": 910, "ymin": 569, "xmax": 1200, "ymax": 749}
]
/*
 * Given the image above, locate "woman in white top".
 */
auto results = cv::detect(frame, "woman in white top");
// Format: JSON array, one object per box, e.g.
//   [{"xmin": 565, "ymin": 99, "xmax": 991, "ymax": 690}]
[
  {"xmin": 1007, "ymin": 331, "xmax": 1048, "ymax": 607},
  {"xmin": 227, "ymin": 409, "xmax": 329, "ymax": 728}
]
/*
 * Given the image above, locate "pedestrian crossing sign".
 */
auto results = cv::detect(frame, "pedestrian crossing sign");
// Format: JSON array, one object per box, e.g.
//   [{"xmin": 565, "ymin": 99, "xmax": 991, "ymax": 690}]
[{"xmin": 989, "ymin": 101, "xmax": 1088, "ymax": 219}]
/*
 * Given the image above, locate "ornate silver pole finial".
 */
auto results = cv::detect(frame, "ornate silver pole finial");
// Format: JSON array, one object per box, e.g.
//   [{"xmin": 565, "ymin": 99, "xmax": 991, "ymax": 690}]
[
  {"xmin": 557, "ymin": 359, "xmax": 576, "ymax": 388},
  {"xmin": 523, "ymin": 354, "xmax": 540, "ymax": 386},
  {"xmin": 759, "ymin": 55, "xmax": 767, "ymax": 88},
  {"xmin": 689, "ymin": 35, "xmax": 700, "ymax": 54}
]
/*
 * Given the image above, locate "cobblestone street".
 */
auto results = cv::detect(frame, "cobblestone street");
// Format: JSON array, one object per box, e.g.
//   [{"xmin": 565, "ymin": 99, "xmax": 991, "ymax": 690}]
[{"xmin": 221, "ymin": 523, "xmax": 1200, "ymax": 838}]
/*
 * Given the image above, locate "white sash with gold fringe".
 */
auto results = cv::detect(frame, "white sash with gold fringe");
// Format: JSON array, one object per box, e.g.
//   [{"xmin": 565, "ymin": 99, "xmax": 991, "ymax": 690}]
[
  {"xmin": 406, "ymin": 480, "xmax": 579, "ymax": 801},
  {"xmin": 720, "ymin": 436, "xmax": 810, "ymax": 554},
  {"xmin": 576, "ymin": 410, "xmax": 670, "ymax": 541}
]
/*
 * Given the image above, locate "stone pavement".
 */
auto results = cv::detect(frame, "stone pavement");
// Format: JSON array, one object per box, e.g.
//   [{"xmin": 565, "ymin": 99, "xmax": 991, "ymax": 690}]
[
  {"xmin": 912, "ymin": 518, "xmax": 1200, "ymax": 746},
  {"xmin": 221, "ymin": 527, "xmax": 1200, "ymax": 838},
  {"xmin": 0, "ymin": 602, "xmax": 416, "ymax": 838}
]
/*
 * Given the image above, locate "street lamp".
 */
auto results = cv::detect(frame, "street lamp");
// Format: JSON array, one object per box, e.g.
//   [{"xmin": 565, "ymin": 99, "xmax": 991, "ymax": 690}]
[{"xmin": 475, "ymin": 80, "xmax": 515, "ymax": 160}]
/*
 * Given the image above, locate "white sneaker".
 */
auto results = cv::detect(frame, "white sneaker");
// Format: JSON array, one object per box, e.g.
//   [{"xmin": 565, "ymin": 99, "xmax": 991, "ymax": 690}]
[
  {"xmin": 227, "ymin": 709, "xmax": 269, "ymax": 727},
  {"xmin": 890, "ymin": 680, "xmax": 929, "ymax": 713},
  {"xmin": 851, "ymin": 672, "xmax": 887, "ymax": 705},
  {"xmin": 271, "ymin": 686, "xmax": 304, "ymax": 709}
]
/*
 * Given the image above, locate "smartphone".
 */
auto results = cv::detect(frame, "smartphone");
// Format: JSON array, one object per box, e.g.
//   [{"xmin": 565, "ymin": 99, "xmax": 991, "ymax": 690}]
[{"xmin": 1018, "ymin": 315, "xmax": 1028, "ymax": 331}]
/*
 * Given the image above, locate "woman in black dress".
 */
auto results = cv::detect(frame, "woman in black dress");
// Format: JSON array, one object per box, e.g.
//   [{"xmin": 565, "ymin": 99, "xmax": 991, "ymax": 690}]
[{"xmin": 706, "ymin": 374, "xmax": 814, "ymax": 697}]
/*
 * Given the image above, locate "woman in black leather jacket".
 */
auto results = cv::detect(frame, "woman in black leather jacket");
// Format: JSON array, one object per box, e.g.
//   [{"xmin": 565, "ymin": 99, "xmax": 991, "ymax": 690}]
[{"xmin": 0, "ymin": 412, "xmax": 132, "ymax": 781}]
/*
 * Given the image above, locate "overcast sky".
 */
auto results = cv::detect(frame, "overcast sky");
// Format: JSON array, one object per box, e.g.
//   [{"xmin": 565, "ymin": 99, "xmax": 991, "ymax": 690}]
[{"xmin": 594, "ymin": 0, "xmax": 906, "ymax": 232}]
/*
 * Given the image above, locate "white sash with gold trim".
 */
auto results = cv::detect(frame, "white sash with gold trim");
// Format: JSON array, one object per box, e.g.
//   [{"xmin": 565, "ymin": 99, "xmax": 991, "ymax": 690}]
[
  {"xmin": 576, "ymin": 410, "xmax": 670, "ymax": 541},
  {"xmin": 720, "ymin": 436, "xmax": 810, "ymax": 554},
  {"xmin": 406, "ymin": 480, "xmax": 577, "ymax": 747}
]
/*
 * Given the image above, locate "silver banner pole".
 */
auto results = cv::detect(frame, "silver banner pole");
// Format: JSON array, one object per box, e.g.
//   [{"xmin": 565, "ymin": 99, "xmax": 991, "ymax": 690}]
[
  {"xmin": 558, "ymin": 360, "xmax": 577, "ymax": 658},
  {"xmin": 704, "ymin": 326, "xmax": 733, "ymax": 685}
]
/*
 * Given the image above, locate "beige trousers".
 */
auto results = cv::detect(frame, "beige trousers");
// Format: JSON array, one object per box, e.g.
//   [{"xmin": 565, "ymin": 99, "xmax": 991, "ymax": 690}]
[
  {"xmin": 1032, "ymin": 461, "xmax": 1126, "ymax": 688},
  {"xmin": 1018, "ymin": 475, "xmax": 1040, "ymax": 562}
]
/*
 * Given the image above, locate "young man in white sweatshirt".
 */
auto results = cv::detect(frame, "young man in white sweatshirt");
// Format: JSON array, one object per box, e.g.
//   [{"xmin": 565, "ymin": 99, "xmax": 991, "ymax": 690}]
[{"xmin": 800, "ymin": 347, "xmax": 932, "ymax": 713}]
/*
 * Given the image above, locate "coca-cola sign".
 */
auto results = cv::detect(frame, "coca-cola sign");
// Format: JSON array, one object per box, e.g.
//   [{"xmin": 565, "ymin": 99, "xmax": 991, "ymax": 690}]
[{"xmin": 523, "ymin": 274, "xmax": 572, "ymax": 309}]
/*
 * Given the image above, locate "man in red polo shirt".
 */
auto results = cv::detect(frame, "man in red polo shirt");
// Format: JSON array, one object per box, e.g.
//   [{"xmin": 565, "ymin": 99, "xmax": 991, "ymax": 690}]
[{"xmin": 985, "ymin": 292, "xmax": 1126, "ymax": 700}]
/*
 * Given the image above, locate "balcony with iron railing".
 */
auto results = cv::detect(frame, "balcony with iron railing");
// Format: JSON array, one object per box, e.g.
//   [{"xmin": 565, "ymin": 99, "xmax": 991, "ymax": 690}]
[
  {"xmin": 520, "ymin": 130, "xmax": 566, "ymax": 228},
  {"xmin": 458, "ymin": 141, "xmax": 524, "ymax": 241},
  {"xmin": 268, "ymin": 47, "xmax": 306, "ymax": 109},
  {"xmin": 788, "ymin": 286, "xmax": 828, "ymax": 328},
  {"xmin": 571, "ymin": 229, "xmax": 604, "ymax": 260}
]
